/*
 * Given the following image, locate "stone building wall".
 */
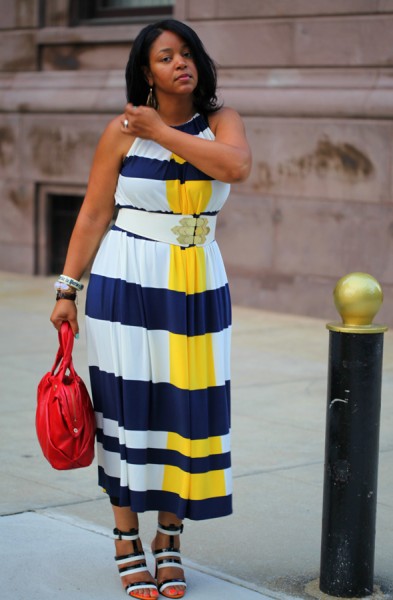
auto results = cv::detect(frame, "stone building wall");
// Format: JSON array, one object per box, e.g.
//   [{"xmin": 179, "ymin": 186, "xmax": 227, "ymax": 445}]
[{"xmin": 1, "ymin": 0, "xmax": 393, "ymax": 324}]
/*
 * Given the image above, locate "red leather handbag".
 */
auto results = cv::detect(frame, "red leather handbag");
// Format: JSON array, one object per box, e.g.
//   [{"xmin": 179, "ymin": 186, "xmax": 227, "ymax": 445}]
[{"xmin": 36, "ymin": 321, "xmax": 96, "ymax": 470}]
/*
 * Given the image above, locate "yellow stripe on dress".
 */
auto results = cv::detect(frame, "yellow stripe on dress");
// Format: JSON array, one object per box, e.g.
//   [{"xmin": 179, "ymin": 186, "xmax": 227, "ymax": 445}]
[
  {"xmin": 162, "ymin": 465, "xmax": 227, "ymax": 500},
  {"xmin": 169, "ymin": 332, "xmax": 216, "ymax": 390},
  {"xmin": 168, "ymin": 245, "xmax": 207, "ymax": 294},
  {"xmin": 166, "ymin": 431, "xmax": 223, "ymax": 458},
  {"xmin": 166, "ymin": 179, "xmax": 213, "ymax": 214},
  {"xmin": 166, "ymin": 152, "xmax": 212, "ymax": 214}
]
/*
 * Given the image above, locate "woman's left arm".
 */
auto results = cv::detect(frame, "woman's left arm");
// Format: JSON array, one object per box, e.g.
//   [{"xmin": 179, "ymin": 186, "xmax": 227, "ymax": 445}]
[{"xmin": 122, "ymin": 105, "xmax": 252, "ymax": 183}]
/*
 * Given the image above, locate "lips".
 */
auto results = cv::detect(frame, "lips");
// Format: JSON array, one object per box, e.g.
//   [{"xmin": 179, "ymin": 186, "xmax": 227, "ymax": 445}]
[{"xmin": 176, "ymin": 74, "xmax": 192, "ymax": 81}]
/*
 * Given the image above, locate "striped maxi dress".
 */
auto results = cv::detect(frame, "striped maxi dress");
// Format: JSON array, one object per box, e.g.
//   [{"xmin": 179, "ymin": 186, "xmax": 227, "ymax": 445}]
[{"xmin": 85, "ymin": 113, "xmax": 232, "ymax": 520}]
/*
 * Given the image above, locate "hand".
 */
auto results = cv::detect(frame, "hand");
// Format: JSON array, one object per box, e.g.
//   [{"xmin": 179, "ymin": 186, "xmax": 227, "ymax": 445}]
[
  {"xmin": 120, "ymin": 103, "xmax": 165, "ymax": 141},
  {"xmin": 50, "ymin": 300, "xmax": 79, "ymax": 338}
]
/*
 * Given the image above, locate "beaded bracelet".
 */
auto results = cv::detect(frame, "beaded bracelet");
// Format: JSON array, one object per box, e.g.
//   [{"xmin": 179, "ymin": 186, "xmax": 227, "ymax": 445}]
[
  {"xmin": 54, "ymin": 281, "xmax": 73, "ymax": 292},
  {"xmin": 58, "ymin": 274, "xmax": 84, "ymax": 291},
  {"xmin": 56, "ymin": 291, "xmax": 77, "ymax": 301}
]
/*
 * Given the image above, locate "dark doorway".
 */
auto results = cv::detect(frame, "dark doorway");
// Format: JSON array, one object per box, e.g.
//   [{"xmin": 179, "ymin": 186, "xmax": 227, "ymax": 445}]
[{"xmin": 49, "ymin": 194, "xmax": 83, "ymax": 274}]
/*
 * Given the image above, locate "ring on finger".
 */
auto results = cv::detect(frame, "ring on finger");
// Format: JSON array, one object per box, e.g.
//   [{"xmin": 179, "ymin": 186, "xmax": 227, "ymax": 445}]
[{"xmin": 123, "ymin": 119, "xmax": 129, "ymax": 128}]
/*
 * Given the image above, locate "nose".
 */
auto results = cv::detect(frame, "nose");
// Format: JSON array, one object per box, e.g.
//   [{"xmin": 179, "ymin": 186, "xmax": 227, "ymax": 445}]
[{"xmin": 175, "ymin": 55, "xmax": 187, "ymax": 69}]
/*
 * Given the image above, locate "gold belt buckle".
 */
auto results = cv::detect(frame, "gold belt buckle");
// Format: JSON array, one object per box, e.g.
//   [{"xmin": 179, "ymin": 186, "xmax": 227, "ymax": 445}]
[{"xmin": 171, "ymin": 216, "xmax": 210, "ymax": 245}]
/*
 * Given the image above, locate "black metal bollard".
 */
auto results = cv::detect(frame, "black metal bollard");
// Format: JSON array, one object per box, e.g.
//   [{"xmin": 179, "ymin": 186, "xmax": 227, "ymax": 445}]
[{"xmin": 320, "ymin": 273, "xmax": 387, "ymax": 597}]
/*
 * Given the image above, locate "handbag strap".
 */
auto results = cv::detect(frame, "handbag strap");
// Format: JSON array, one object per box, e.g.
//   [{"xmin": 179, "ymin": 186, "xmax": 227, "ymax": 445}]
[{"xmin": 51, "ymin": 322, "xmax": 76, "ymax": 381}]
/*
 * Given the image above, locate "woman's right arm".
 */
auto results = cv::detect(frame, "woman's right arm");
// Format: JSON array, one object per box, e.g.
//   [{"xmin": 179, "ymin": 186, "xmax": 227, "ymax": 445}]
[{"xmin": 50, "ymin": 117, "xmax": 134, "ymax": 335}]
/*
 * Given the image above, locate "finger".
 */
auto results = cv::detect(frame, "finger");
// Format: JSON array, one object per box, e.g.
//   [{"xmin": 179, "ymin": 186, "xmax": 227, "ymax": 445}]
[
  {"xmin": 50, "ymin": 316, "xmax": 66, "ymax": 331},
  {"xmin": 124, "ymin": 104, "xmax": 139, "ymax": 119},
  {"xmin": 51, "ymin": 316, "xmax": 79, "ymax": 337},
  {"xmin": 68, "ymin": 318, "xmax": 80, "ymax": 339},
  {"xmin": 120, "ymin": 114, "xmax": 137, "ymax": 131},
  {"xmin": 125, "ymin": 102, "xmax": 137, "ymax": 113},
  {"xmin": 50, "ymin": 301, "xmax": 78, "ymax": 333}
]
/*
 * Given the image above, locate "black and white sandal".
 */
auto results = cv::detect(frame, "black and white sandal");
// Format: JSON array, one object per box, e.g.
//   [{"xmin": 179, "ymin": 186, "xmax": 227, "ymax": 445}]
[
  {"xmin": 152, "ymin": 523, "xmax": 187, "ymax": 599},
  {"xmin": 114, "ymin": 527, "xmax": 158, "ymax": 599}
]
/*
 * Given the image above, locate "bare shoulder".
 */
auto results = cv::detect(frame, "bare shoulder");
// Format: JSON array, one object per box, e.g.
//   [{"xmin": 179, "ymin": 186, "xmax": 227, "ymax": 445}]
[
  {"xmin": 99, "ymin": 114, "xmax": 136, "ymax": 159},
  {"xmin": 106, "ymin": 114, "xmax": 127, "ymax": 134},
  {"xmin": 208, "ymin": 107, "xmax": 243, "ymax": 134}
]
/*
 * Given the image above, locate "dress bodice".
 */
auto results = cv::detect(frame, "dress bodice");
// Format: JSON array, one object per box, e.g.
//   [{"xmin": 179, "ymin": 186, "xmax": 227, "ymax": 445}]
[{"xmin": 114, "ymin": 113, "xmax": 231, "ymax": 215}]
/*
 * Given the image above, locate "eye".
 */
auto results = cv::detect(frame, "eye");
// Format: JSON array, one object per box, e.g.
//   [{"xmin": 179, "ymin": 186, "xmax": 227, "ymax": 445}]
[
  {"xmin": 183, "ymin": 51, "xmax": 192, "ymax": 58},
  {"xmin": 161, "ymin": 56, "xmax": 172, "ymax": 63}
]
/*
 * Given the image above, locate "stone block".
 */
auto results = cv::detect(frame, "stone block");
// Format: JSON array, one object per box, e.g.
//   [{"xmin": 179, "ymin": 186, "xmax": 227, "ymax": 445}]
[
  {"xmin": 0, "ymin": 180, "xmax": 34, "ymax": 246},
  {"xmin": 195, "ymin": 14, "xmax": 393, "ymax": 68},
  {"xmin": 173, "ymin": 0, "xmax": 186, "ymax": 21},
  {"xmin": 294, "ymin": 15, "xmax": 393, "ymax": 66},
  {"xmin": 0, "ymin": 178, "xmax": 35, "ymax": 274},
  {"xmin": 0, "ymin": 242, "xmax": 34, "ymax": 274},
  {"xmin": 0, "ymin": 31, "xmax": 36, "ymax": 71},
  {"xmin": 218, "ymin": 68, "xmax": 393, "ymax": 119},
  {"xmin": 221, "ymin": 86, "xmax": 393, "ymax": 119},
  {"xmin": 36, "ymin": 24, "xmax": 141, "ymax": 45},
  {"xmin": 193, "ymin": 20, "xmax": 293, "ymax": 67},
  {"xmin": 218, "ymin": 67, "xmax": 382, "ymax": 89},
  {"xmin": 272, "ymin": 197, "xmax": 393, "ymax": 282},
  {"xmin": 0, "ymin": 114, "xmax": 19, "ymax": 177},
  {"xmin": 379, "ymin": 0, "xmax": 393, "ymax": 10},
  {"xmin": 0, "ymin": 71, "xmax": 125, "ymax": 113},
  {"xmin": 216, "ymin": 193, "xmax": 275, "ymax": 273},
  {"xmin": 22, "ymin": 114, "xmax": 107, "ymax": 183},
  {"xmin": 40, "ymin": 43, "xmax": 130, "ymax": 71},
  {"xmin": 44, "ymin": 0, "xmax": 70, "ymax": 27},
  {"xmin": 189, "ymin": 0, "xmax": 393, "ymax": 20},
  {"xmin": 0, "ymin": 0, "xmax": 39, "ymax": 28},
  {"xmin": 242, "ymin": 117, "xmax": 392, "ymax": 202},
  {"xmin": 224, "ymin": 192, "xmax": 393, "ymax": 324},
  {"xmin": 187, "ymin": 0, "xmax": 217, "ymax": 20},
  {"xmin": 214, "ymin": 0, "xmax": 390, "ymax": 19}
]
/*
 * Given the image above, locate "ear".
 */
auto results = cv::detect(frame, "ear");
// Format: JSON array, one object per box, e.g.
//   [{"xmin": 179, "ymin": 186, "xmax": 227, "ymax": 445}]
[{"xmin": 142, "ymin": 66, "xmax": 153, "ymax": 87}]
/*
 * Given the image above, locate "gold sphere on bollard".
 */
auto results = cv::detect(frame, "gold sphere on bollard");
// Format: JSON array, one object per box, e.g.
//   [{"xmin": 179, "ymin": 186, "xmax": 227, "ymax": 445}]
[
  {"xmin": 327, "ymin": 272, "xmax": 388, "ymax": 333},
  {"xmin": 335, "ymin": 272, "xmax": 383, "ymax": 326}
]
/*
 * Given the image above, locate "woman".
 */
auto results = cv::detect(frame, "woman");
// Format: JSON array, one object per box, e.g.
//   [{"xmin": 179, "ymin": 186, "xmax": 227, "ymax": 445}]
[{"xmin": 50, "ymin": 18, "xmax": 251, "ymax": 600}]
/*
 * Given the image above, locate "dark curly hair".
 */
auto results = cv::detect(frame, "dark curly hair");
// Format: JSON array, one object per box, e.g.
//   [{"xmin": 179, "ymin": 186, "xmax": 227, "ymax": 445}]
[{"xmin": 125, "ymin": 19, "xmax": 221, "ymax": 115}]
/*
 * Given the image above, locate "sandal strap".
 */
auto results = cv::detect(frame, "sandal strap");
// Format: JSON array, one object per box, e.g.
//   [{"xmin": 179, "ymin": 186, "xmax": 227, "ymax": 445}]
[
  {"xmin": 119, "ymin": 562, "xmax": 149, "ymax": 577},
  {"xmin": 158, "ymin": 579, "xmax": 187, "ymax": 594},
  {"xmin": 157, "ymin": 523, "xmax": 184, "ymax": 536},
  {"xmin": 115, "ymin": 551, "xmax": 145, "ymax": 565},
  {"xmin": 113, "ymin": 527, "xmax": 139, "ymax": 541},
  {"xmin": 125, "ymin": 582, "xmax": 158, "ymax": 594},
  {"xmin": 153, "ymin": 548, "xmax": 181, "ymax": 560},
  {"xmin": 155, "ymin": 522, "xmax": 186, "ymax": 595},
  {"xmin": 157, "ymin": 558, "xmax": 182, "ymax": 570}
]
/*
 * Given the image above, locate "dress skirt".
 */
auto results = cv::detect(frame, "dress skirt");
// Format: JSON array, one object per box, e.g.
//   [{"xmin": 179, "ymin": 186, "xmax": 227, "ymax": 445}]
[{"xmin": 85, "ymin": 225, "xmax": 233, "ymax": 520}]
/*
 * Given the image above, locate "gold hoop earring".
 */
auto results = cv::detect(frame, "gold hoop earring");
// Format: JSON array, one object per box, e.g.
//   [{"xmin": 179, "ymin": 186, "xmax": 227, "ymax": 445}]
[{"xmin": 146, "ymin": 87, "xmax": 158, "ymax": 109}]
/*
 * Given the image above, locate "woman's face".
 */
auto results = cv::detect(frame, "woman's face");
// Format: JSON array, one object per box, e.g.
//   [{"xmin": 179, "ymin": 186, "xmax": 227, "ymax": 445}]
[{"xmin": 145, "ymin": 30, "xmax": 198, "ymax": 99}]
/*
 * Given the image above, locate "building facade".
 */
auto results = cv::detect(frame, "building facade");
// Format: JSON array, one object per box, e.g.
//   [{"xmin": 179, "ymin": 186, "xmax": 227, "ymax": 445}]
[{"xmin": 1, "ymin": 0, "xmax": 393, "ymax": 323}]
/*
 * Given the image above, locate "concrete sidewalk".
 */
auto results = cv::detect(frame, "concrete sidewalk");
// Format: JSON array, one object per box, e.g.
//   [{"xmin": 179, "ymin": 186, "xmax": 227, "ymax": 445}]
[{"xmin": 1, "ymin": 272, "xmax": 392, "ymax": 600}]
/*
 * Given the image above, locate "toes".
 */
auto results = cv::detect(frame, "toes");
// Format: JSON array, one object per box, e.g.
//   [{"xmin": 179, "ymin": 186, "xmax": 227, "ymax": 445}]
[{"xmin": 165, "ymin": 587, "xmax": 185, "ymax": 598}]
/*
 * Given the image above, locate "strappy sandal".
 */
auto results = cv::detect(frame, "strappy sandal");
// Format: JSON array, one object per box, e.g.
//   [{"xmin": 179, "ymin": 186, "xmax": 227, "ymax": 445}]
[
  {"xmin": 152, "ymin": 523, "xmax": 187, "ymax": 599},
  {"xmin": 114, "ymin": 527, "xmax": 158, "ymax": 599}
]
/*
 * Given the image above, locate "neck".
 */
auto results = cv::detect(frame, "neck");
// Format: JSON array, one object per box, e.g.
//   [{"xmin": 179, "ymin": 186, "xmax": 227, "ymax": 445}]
[{"xmin": 156, "ymin": 97, "xmax": 196, "ymax": 126}]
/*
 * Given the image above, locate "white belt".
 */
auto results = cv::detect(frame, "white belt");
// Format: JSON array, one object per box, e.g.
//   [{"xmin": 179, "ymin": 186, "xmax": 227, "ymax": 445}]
[{"xmin": 115, "ymin": 208, "xmax": 217, "ymax": 247}]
